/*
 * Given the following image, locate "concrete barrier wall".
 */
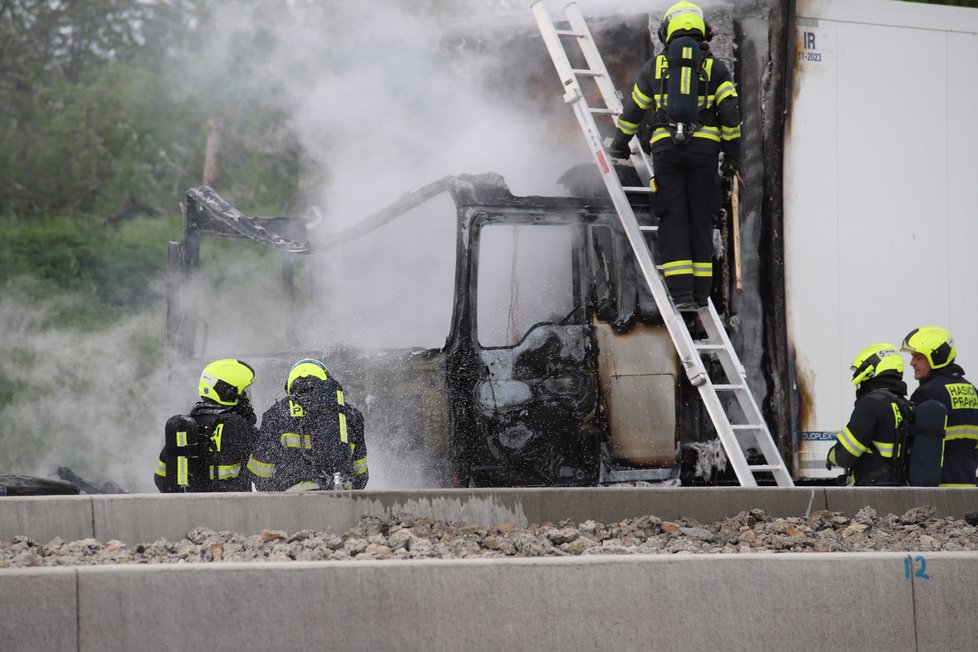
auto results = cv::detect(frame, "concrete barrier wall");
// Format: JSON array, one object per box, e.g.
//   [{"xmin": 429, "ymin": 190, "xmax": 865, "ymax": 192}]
[
  {"xmin": 1, "ymin": 488, "xmax": 975, "ymax": 545},
  {"xmin": 0, "ymin": 568, "xmax": 77, "ymax": 652},
  {"xmin": 3, "ymin": 489, "xmax": 976, "ymax": 651},
  {"xmin": 3, "ymin": 552, "xmax": 976, "ymax": 652},
  {"xmin": 0, "ymin": 495, "xmax": 94, "ymax": 544},
  {"xmin": 911, "ymin": 552, "xmax": 978, "ymax": 651}
]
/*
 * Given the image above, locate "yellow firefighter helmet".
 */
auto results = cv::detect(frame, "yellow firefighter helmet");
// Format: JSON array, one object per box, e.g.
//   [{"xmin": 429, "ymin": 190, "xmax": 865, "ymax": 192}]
[
  {"xmin": 198, "ymin": 359, "xmax": 255, "ymax": 406},
  {"xmin": 286, "ymin": 358, "xmax": 330, "ymax": 393},
  {"xmin": 901, "ymin": 326, "xmax": 956, "ymax": 370}
]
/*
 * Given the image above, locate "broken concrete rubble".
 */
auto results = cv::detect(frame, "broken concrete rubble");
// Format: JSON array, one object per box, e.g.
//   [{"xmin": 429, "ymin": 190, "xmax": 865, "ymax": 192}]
[{"xmin": 2, "ymin": 505, "xmax": 976, "ymax": 567}]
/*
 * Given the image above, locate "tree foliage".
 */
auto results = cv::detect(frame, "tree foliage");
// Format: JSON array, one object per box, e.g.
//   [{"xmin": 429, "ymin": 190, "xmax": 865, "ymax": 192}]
[
  {"xmin": 0, "ymin": 213, "xmax": 177, "ymax": 319},
  {"xmin": 0, "ymin": 0, "xmax": 302, "ymax": 219}
]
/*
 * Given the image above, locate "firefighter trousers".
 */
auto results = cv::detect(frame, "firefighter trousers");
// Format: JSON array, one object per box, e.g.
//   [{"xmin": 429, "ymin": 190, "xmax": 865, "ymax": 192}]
[{"xmin": 650, "ymin": 141, "xmax": 722, "ymax": 301}]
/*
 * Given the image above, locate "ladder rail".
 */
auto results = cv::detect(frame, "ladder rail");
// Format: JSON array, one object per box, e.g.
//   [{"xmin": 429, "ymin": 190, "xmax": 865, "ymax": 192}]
[
  {"xmin": 558, "ymin": 3, "xmax": 657, "ymax": 182},
  {"xmin": 569, "ymin": 96, "xmax": 709, "ymax": 385},
  {"xmin": 533, "ymin": 2, "xmax": 655, "ymax": 183},
  {"xmin": 532, "ymin": 3, "xmax": 587, "ymax": 105},
  {"xmin": 701, "ymin": 302, "xmax": 794, "ymax": 486},
  {"xmin": 534, "ymin": 2, "xmax": 706, "ymax": 384},
  {"xmin": 531, "ymin": 1, "xmax": 793, "ymax": 487},
  {"xmin": 696, "ymin": 381, "xmax": 760, "ymax": 486},
  {"xmin": 564, "ymin": 4, "xmax": 622, "ymax": 114}
]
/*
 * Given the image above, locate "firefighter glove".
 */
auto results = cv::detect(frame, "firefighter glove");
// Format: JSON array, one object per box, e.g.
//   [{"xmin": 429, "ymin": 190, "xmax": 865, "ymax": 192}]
[
  {"xmin": 825, "ymin": 445, "xmax": 838, "ymax": 471},
  {"xmin": 721, "ymin": 155, "xmax": 739, "ymax": 178},
  {"xmin": 606, "ymin": 133, "xmax": 631, "ymax": 160}
]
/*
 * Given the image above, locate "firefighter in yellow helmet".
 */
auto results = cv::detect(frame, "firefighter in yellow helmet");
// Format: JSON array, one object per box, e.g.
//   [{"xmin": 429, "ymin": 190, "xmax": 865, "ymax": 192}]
[
  {"xmin": 247, "ymin": 358, "xmax": 368, "ymax": 491},
  {"xmin": 902, "ymin": 326, "xmax": 978, "ymax": 487},
  {"xmin": 606, "ymin": 1, "xmax": 741, "ymax": 310},
  {"xmin": 155, "ymin": 359, "xmax": 258, "ymax": 492},
  {"xmin": 825, "ymin": 343, "xmax": 912, "ymax": 486}
]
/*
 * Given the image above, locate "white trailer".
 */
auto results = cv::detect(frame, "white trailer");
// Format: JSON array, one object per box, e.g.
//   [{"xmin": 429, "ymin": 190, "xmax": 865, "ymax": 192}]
[{"xmin": 785, "ymin": 0, "xmax": 978, "ymax": 477}]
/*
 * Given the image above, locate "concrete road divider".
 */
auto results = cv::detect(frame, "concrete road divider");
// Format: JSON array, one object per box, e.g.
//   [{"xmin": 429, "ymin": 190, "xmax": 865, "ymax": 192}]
[
  {"xmin": 0, "ymin": 567, "xmax": 77, "ymax": 652},
  {"xmin": 2, "ymin": 552, "xmax": 976, "ymax": 651},
  {"xmin": 3, "ymin": 489, "xmax": 977, "ymax": 651},
  {"xmin": 2, "ymin": 487, "xmax": 976, "ymax": 546}
]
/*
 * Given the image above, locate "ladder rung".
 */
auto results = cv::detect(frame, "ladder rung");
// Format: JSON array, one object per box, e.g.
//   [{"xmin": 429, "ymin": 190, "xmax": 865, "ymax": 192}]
[
  {"xmin": 748, "ymin": 464, "xmax": 784, "ymax": 473},
  {"xmin": 587, "ymin": 108, "xmax": 616, "ymax": 115},
  {"xmin": 622, "ymin": 186, "xmax": 652, "ymax": 194},
  {"xmin": 554, "ymin": 29, "xmax": 585, "ymax": 37},
  {"xmin": 638, "ymin": 225, "xmax": 658, "ymax": 232},
  {"xmin": 730, "ymin": 424, "xmax": 763, "ymax": 431},
  {"xmin": 712, "ymin": 384, "xmax": 745, "ymax": 392},
  {"xmin": 571, "ymin": 68, "xmax": 602, "ymax": 77},
  {"xmin": 694, "ymin": 342, "xmax": 724, "ymax": 351}
]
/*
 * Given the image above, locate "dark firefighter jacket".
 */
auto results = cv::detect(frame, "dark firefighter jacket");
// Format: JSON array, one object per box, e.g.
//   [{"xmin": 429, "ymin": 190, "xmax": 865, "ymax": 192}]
[
  {"xmin": 155, "ymin": 399, "xmax": 258, "ymax": 493},
  {"xmin": 343, "ymin": 402, "xmax": 369, "ymax": 489},
  {"xmin": 828, "ymin": 373, "xmax": 908, "ymax": 486},
  {"xmin": 910, "ymin": 364, "xmax": 978, "ymax": 487},
  {"xmin": 614, "ymin": 40, "xmax": 741, "ymax": 160},
  {"xmin": 247, "ymin": 376, "xmax": 367, "ymax": 491}
]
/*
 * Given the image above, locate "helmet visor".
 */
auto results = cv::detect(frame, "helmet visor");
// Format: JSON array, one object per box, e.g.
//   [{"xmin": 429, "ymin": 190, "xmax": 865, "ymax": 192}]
[
  {"xmin": 850, "ymin": 358, "xmax": 872, "ymax": 381},
  {"xmin": 851, "ymin": 351, "xmax": 881, "ymax": 375},
  {"xmin": 900, "ymin": 331, "xmax": 919, "ymax": 354}
]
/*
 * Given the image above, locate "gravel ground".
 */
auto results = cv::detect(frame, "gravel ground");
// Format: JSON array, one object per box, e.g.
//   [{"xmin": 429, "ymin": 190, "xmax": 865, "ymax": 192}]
[{"xmin": 3, "ymin": 505, "xmax": 978, "ymax": 568}]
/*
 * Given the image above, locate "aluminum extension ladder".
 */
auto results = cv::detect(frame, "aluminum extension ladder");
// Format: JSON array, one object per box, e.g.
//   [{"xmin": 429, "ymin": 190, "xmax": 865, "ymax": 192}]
[{"xmin": 532, "ymin": 1, "xmax": 794, "ymax": 487}]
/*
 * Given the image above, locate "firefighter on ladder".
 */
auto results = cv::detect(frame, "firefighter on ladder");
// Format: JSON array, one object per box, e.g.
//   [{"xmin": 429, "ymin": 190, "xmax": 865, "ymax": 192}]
[{"xmin": 607, "ymin": 1, "xmax": 742, "ymax": 310}]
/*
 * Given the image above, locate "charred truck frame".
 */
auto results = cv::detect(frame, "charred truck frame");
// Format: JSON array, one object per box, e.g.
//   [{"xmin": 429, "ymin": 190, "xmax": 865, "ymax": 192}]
[
  {"xmin": 166, "ymin": 0, "xmax": 978, "ymax": 487},
  {"xmin": 167, "ymin": 174, "xmax": 724, "ymax": 486},
  {"xmin": 166, "ymin": 4, "xmax": 778, "ymax": 488}
]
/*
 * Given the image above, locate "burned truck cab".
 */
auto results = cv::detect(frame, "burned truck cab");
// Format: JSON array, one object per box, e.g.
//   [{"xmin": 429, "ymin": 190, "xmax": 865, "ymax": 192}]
[
  {"xmin": 442, "ymin": 174, "xmax": 698, "ymax": 487},
  {"xmin": 166, "ymin": 173, "xmax": 725, "ymax": 488}
]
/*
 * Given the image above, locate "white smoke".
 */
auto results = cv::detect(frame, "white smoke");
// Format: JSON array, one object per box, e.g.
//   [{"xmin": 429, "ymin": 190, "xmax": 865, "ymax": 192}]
[
  {"xmin": 0, "ymin": 278, "xmax": 165, "ymax": 491},
  {"xmin": 2, "ymin": 0, "xmax": 681, "ymax": 491},
  {"xmin": 167, "ymin": 0, "xmax": 605, "ymax": 490},
  {"xmin": 180, "ymin": 0, "xmax": 599, "ymax": 352}
]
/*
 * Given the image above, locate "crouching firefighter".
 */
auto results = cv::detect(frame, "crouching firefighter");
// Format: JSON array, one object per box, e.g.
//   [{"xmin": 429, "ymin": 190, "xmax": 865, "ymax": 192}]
[
  {"xmin": 155, "ymin": 359, "xmax": 258, "ymax": 492},
  {"xmin": 247, "ymin": 358, "xmax": 368, "ymax": 491},
  {"xmin": 826, "ymin": 343, "xmax": 913, "ymax": 486}
]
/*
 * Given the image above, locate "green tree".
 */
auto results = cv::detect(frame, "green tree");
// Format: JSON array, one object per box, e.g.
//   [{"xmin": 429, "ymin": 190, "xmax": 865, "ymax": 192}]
[
  {"xmin": 0, "ymin": 0, "xmax": 301, "ymax": 219},
  {"xmin": 0, "ymin": 0, "xmax": 204, "ymax": 217}
]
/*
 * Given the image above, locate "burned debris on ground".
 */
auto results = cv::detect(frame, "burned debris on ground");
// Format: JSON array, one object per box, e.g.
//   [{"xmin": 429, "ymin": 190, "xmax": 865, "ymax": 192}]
[{"xmin": 0, "ymin": 469, "xmax": 126, "ymax": 496}]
